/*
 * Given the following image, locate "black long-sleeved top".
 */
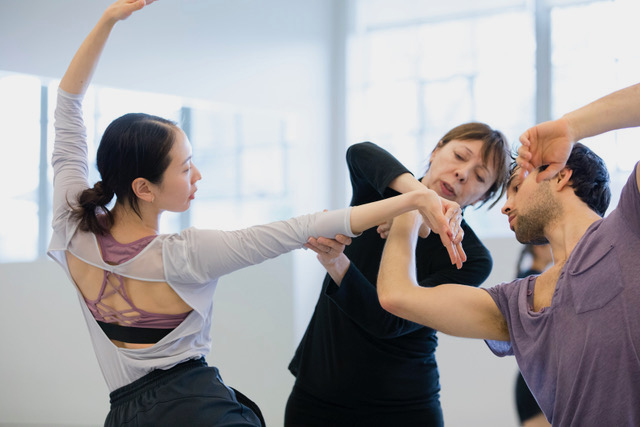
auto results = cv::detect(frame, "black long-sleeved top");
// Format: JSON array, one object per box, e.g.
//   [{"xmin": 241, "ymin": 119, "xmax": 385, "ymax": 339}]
[{"xmin": 288, "ymin": 142, "xmax": 493, "ymax": 410}]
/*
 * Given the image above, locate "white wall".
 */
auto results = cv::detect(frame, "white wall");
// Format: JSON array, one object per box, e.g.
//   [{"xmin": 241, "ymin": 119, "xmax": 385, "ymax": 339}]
[{"xmin": 0, "ymin": 1, "xmax": 526, "ymax": 426}]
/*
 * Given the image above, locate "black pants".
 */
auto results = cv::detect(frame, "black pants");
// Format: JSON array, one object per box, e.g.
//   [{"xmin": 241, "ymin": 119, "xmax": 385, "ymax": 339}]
[
  {"xmin": 106, "ymin": 358, "xmax": 265, "ymax": 427},
  {"xmin": 285, "ymin": 384, "xmax": 443, "ymax": 427}
]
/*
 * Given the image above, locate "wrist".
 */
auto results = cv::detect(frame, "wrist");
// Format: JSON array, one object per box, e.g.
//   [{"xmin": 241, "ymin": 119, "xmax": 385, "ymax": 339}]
[
  {"xmin": 325, "ymin": 255, "xmax": 350, "ymax": 286},
  {"xmin": 412, "ymin": 187, "xmax": 437, "ymax": 210},
  {"xmin": 558, "ymin": 115, "xmax": 579, "ymax": 143}
]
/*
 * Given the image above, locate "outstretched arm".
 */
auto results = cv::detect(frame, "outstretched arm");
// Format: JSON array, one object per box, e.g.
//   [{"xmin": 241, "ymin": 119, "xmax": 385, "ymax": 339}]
[
  {"xmin": 518, "ymin": 82, "xmax": 640, "ymax": 182},
  {"xmin": 377, "ymin": 211, "xmax": 508, "ymax": 341},
  {"xmin": 60, "ymin": 0, "xmax": 154, "ymax": 95},
  {"xmin": 308, "ymin": 142, "xmax": 434, "ymax": 285},
  {"xmin": 350, "ymin": 188, "xmax": 466, "ymax": 268}
]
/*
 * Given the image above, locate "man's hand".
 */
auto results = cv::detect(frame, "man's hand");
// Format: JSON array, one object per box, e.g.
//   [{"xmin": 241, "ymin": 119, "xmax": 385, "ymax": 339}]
[{"xmin": 518, "ymin": 117, "xmax": 575, "ymax": 182}]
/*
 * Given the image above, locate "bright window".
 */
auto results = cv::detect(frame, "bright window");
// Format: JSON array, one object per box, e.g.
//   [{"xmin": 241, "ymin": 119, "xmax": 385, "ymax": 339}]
[
  {"xmin": 347, "ymin": 4, "xmax": 535, "ymax": 236},
  {"xmin": 348, "ymin": 0, "xmax": 640, "ymax": 237},
  {"xmin": 1, "ymin": 75, "xmax": 295, "ymax": 263}
]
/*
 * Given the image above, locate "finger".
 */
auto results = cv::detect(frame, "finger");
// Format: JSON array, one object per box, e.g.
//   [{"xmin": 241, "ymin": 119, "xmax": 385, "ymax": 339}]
[
  {"xmin": 306, "ymin": 237, "xmax": 330, "ymax": 253},
  {"xmin": 452, "ymin": 227, "xmax": 464, "ymax": 246},
  {"xmin": 515, "ymin": 157, "xmax": 532, "ymax": 179},
  {"xmin": 517, "ymin": 144, "xmax": 532, "ymax": 160},
  {"xmin": 456, "ymin": 241, "xmax": 467, "ymax": 263},
  {"xmin": 316, "ymin": 237, "xmax": 343, "ymax": 252},
  {"xmin": 451, "ymin": 243, "xmax": 462, "ymax": 269},
  {"xmin": 304, "ymin": 243, "xmax": 323, "ymax": 255},
  {"xmin": 334, "ymin": 234, "xmax": 352, "ymax": 245},
  {"xmin": 129, "ymin": 0, "xmax": 146, "ymax": 11},
  {"xmin": 446, "ymin": 211, "xmax": 462, "ymax": 241},
  {"xmin": 439, "ymin": 233, "xmax": 458, "ymax": 266}
]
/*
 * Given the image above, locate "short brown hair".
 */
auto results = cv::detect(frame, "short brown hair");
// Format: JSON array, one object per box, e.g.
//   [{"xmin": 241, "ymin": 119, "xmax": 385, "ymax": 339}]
[{"xmin": 430, "ymin": 122, "xmax": 511, "ymax": 209}]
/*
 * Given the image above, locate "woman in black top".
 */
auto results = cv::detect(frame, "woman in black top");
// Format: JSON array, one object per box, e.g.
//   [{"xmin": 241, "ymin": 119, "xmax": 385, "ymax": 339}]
[{"xmin": 286, "ymin": 124, "xmax": 511, "ymax": 426}]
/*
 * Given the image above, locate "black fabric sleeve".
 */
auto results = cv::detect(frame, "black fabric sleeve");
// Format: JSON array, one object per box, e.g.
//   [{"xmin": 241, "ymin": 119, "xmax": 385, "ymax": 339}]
[
  {"xmin": 325, "ymin": 263, "xmax": 425, "ymax": 338},
  {"xmin": 346, "ymin": 142, "xmax": 413, "ymax": 204}
]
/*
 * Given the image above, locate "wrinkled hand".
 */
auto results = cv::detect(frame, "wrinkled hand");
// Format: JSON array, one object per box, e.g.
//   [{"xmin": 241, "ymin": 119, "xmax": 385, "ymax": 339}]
[
  {"xmin": 305, "ymin": 234, "xmax": 352, "ymax": 267},
  {"xmin": 416, "ymin": 191, "xmax": 466, "ymax": 268},
  {"xmin": 104, "ymin": 0, "xmax": 156, "ymax": 23},
  {"xmin": 518, "ymin": 118, "xmax": 575, "ymax": 182}
]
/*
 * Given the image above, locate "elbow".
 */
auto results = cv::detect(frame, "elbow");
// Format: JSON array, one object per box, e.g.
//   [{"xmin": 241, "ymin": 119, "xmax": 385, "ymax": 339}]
[{"xmin": 378, "ymin": 287, "xmax": 404, "ymax": 317}]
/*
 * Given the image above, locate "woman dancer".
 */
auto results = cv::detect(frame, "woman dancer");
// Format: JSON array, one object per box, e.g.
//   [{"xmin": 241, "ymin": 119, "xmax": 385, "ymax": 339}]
[
  {"xmin": 48, "ymin": 1, "xmax": 464, "ymax": 425},
  {"xmin": 286, "ymin": 128, "xmax": 510, "ymax": 426}
]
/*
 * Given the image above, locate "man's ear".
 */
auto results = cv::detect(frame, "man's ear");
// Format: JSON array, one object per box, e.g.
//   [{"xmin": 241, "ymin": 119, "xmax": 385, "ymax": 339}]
[
  {"xmin": 132, "ymin": 178, "xmax": 155, "ymax": 203},
  {"xmin": 553, "ymin": 167, "xmax": 573, "ymax": 192}
]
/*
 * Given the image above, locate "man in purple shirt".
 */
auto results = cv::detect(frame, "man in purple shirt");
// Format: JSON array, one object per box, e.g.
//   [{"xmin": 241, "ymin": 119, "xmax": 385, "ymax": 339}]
[{"xmin": 376, "ymin": 82, "xmax": 640, "ymax": 426}]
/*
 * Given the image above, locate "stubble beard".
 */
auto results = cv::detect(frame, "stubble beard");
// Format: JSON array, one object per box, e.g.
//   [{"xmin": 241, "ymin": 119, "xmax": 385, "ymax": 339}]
[{"xmin": 514, "ymin": 183, "xmax": 561, "ymax": 245}]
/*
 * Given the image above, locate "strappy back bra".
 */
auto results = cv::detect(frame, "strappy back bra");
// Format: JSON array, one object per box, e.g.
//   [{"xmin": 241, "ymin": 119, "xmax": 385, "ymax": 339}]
[{"xmin": 84, "ymin": 231, "xmax": 190, "ymax": 344}]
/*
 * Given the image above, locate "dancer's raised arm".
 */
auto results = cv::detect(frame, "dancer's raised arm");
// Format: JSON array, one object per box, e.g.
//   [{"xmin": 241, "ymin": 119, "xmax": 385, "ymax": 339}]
[
  {"xmin": 60, "ymin": 0, "xmax": 153, "ymax": 95},
  {"xmin": 518, "ymin": 82, "xmax": 640, "ymax": 182}
]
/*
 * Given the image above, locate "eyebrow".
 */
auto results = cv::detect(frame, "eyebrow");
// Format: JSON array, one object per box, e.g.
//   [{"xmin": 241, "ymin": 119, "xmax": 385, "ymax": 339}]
[{"xmin": 181, "ymin": 155, "xmax": 192, "ymax": 166}]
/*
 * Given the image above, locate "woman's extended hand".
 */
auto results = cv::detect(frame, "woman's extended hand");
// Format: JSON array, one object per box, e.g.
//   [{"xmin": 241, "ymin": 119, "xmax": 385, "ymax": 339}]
[
  {"xmin": 103, "ymin": 0, "xmax": 156, "ymax": 24},
  {"xmin": 415, "ymin": 190, "xmax": 466, "ymax": 268}
]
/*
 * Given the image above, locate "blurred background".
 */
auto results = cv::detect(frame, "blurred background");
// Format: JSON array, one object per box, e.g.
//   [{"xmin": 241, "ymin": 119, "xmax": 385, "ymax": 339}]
[{"xmin": 1, "ymin": 0, "xmax": 639, "ymax": 425}]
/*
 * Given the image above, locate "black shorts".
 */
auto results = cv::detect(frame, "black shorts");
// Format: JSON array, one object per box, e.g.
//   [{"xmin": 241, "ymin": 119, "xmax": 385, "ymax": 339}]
[{"xmin": 105, "ymin": 358, "xmax": 263, "ymax": 427}]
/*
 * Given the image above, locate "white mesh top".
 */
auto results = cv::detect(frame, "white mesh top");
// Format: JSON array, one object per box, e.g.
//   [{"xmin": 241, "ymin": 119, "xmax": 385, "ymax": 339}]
[{"xmin": 48, "ymin": 88, "xmax": 357, "ymax": 391}]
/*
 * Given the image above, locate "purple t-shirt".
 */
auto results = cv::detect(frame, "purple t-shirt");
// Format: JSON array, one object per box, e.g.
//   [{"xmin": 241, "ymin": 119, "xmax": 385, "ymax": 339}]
[{"xmin": 485, "ymin": 165, "xmax": 640, "ymax": 426}]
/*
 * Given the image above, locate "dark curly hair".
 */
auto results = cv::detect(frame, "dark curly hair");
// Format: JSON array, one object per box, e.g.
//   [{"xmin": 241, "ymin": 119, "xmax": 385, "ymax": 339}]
[
  {"xmin": 506, "ymin": 142, "xmax": 611, "ymax": 217},
  {"xmin": 564, "ymin": 142, "xmax": 611, "ymax": 217}
]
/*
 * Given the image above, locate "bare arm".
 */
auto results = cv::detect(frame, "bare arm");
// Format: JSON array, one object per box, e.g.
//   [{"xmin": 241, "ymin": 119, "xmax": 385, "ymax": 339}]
[
  {"xmin": 350, "ymin": 188, "xmax": 466, "ymax": 268},
  {"xmin": 519, "ymin": 82, "xmax": 640, "ymax": 182},
  {"xmin": 305, "ymin": 173, "xmax": 434, "ymax": 286},
  {"xmin": 377, "ymin": 211, "xmax": 509, "ymax": 341},
  {"xmin": 59, "ymin": 0, "xmax": 152, "ymax": 95}
]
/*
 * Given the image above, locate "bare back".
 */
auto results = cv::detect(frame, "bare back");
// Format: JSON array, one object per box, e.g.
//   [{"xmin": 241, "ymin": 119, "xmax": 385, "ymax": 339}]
[{"xmin": 65, "ymin": 252, "xmax": 191, "ymax": 349}]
